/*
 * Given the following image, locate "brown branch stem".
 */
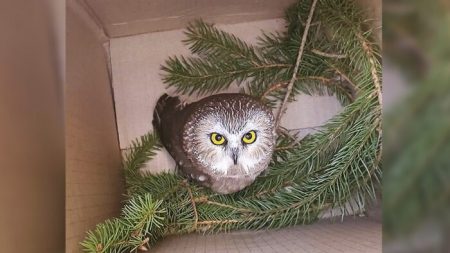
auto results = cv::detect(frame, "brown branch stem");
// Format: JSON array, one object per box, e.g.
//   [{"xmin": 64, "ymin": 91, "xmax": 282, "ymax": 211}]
[
  {"xmin": 358, "ymin": 34, "xmax": 382, "ymax": 107},
  {"xmin": 357, "ymin": 33, "xmax": 382, "ymax": 160},
  {"xmin": 205, "ymin": 201, "xmax": 252, "ymax": 213},
  {"xmin": 261, "ymin": 75, "xmax": 354, "ymax": 103},
  {"xmin": 184, "ymin": 182, "xmax": 198, "ymax": 230},
  {"xmin": 261, "ymin": 82, "xmax": 288, "ymax": 99},
  {"xmin": 275, "ymin": 0, "xmax": 318, "ymax": 129},
  {"xmin": 197, "ymin": 219, "xmax": 240, "ymax": 225},
  {"xmin": 330, "ymin": 65, "xmax": 358, "ymax": 99},
  {"xmin": 262, "ymin": 76, "xmax": 332, "ymax": 98},
  {"xmin": 193, "ymin": 195, "xmax": 252, "ymax": 213},
  {"xmin": 311, "ymin": 49, "xmax": 347, "ymax": 59}
]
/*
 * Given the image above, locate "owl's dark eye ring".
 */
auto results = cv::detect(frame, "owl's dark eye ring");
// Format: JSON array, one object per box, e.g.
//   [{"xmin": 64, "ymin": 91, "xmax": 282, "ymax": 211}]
[
  {"xmin": 242, "ymin": 130, "xmax": 257, "ymax": 144},
  {"xmin": 210, "ymin": 133, "xmax": 226, "ymax": 145}
]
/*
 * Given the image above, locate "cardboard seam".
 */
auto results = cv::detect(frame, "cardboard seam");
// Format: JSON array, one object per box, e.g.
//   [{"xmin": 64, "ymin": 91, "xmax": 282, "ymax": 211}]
[
  {"xmin": 102, "ymin": 40, "xmax": 123, "ymax": 166},
  {"xmin": 76, "ymin": 0, "xmax": 110, "ymax": 39}
]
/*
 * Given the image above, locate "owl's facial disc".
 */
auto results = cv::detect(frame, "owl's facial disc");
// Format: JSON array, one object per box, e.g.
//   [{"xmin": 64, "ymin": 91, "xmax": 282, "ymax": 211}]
[
  {"xmin": 183, "ymin": 94, "xmax": 276, "ymax": 178},
  {"xmin": 197, "ymin": 121, "xmax": 269, "ymax": 174},
  {"xmin": 190, "ymin": 114, "xmax": 273, "ymax": 175}
]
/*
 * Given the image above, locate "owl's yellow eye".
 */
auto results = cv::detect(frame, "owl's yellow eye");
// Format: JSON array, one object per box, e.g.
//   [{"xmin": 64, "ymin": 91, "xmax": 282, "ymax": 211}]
[
  {"xmin": 210, "ymin": 133, "xmax": 226, "ymax": 145},
  {"xmin": 242, "ymin": 130, "xmax": 257, "ymax": 144}
]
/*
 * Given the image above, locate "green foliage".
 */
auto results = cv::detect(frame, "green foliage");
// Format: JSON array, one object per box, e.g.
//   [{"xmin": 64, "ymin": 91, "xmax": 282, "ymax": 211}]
[
  {"xmin": 383, "ymin": 69, "xmax": 450, "ymax": 237},
  {"xmin": 123, "ymin": 132, "xmax": 161, "ymax": 192},
  {"xmin": 184, "ymin": 20, "xmax": 263, "ymax": 62},
  {"xmin": 80, "ymin": 195, "xmax": 165, "ymax": 253},
  {"xmin": 81, "ymin": 0, "xmax": 381, "ymax": 251},
  {"xmin": 383, "ymin": 3, "xmax": 450, "ymax": 240}
]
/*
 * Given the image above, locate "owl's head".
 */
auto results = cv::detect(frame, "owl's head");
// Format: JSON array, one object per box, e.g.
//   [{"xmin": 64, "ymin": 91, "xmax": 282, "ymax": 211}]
[{"xmin": 183, "ymin": 94, "xmax": 276, "ymax": 177}]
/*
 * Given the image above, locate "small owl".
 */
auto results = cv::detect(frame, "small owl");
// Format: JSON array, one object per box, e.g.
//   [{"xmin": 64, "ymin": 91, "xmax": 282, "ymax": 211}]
[{"xmin": 153, "ymin": 93, "xmax": 276, "ymax": 194}]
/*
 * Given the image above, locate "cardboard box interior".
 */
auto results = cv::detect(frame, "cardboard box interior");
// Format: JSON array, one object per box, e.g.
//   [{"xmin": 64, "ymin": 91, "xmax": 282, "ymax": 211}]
[{"xmin": 66, "ymin": 0, "xmax": 380, "ymax": 252}]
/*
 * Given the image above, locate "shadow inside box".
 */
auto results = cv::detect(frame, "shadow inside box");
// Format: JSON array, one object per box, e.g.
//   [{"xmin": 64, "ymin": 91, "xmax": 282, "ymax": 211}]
[{"xmin": 150, "ymin": 217, "xmax": 381, "ymax": 253}]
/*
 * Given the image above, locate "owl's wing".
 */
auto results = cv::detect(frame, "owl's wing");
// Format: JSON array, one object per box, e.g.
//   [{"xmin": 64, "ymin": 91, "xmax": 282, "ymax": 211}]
[
  {"xmin": 153, "ymin": 94, "xmax": 205, "ymax": 180},
  {"xmin": 152, "ymin": 94, "xmax": 186, "ymax": 162}
]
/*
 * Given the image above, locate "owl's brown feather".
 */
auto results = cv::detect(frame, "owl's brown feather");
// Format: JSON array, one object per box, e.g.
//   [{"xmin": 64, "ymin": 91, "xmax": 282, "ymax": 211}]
[{"xmin": 153, "ymin": 94, "xmax": 212, "ymax": 186}]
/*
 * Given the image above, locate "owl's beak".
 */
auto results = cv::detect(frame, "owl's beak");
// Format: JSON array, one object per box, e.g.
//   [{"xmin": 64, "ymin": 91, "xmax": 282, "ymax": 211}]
[{"xmin": 231, "ymin": 150, "xmax": 239, "ymax": 165}]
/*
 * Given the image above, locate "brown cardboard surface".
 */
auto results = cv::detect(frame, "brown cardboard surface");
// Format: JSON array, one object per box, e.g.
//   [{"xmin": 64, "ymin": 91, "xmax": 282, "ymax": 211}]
[
  {"xmin": 80, "ymin": 0, "xmax": 380, "ymax": 39},
  {"xmin": 151, "ymin": 217, "xmax": 381, "ymax": 253},
  {"xmin": 66, "ymin": 2, "xmax": 125, "ymax": 252},
  {"xmin": 82, "ymin": 0, "xmax": 297, "ymax": 37}
]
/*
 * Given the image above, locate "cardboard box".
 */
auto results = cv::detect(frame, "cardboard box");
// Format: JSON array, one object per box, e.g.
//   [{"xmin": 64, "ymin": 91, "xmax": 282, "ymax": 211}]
[{"xmin": 66, "ymin": 0, "xmax": 381, "ymax": 252}]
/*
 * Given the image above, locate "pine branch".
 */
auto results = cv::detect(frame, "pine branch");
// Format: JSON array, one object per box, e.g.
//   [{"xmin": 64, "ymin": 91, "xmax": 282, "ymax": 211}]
[
  {"xmin": 162, "ymin": 55, "xmax": 290, "ymax": 96},
  {"xmin": 184, "ymin": 20, "xmax": 263, "ymax": 64},
  {"xmin": 260, "ymin": 76, "xmax": 355, "ymax": 106},
  {"xmin": 123, "ymin": 132, "xmax": 161, "ymax": 189},
  {"xmin": 384, "ymin": 76, "xmax": 450, "ymax": 237},
  {"xmin": 240, "ymin": 91, "xmax": 377, "ymax": 198},
  {"xmin": 122, "ymin": 195, "xmax": 165, "ymax": 243},
  {"xmin": 80, "ymin": 219, "xmax": 129, "ymax": 253},
  {"xmin": 80, "ymin": 194, "xmax": 166, "ymax": 253}
]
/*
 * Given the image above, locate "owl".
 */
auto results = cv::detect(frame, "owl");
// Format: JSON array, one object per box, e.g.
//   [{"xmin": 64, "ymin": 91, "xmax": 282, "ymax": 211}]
[{"xmin": 153, "ymin": 93, "xmax": 276, "ymax": 194}]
